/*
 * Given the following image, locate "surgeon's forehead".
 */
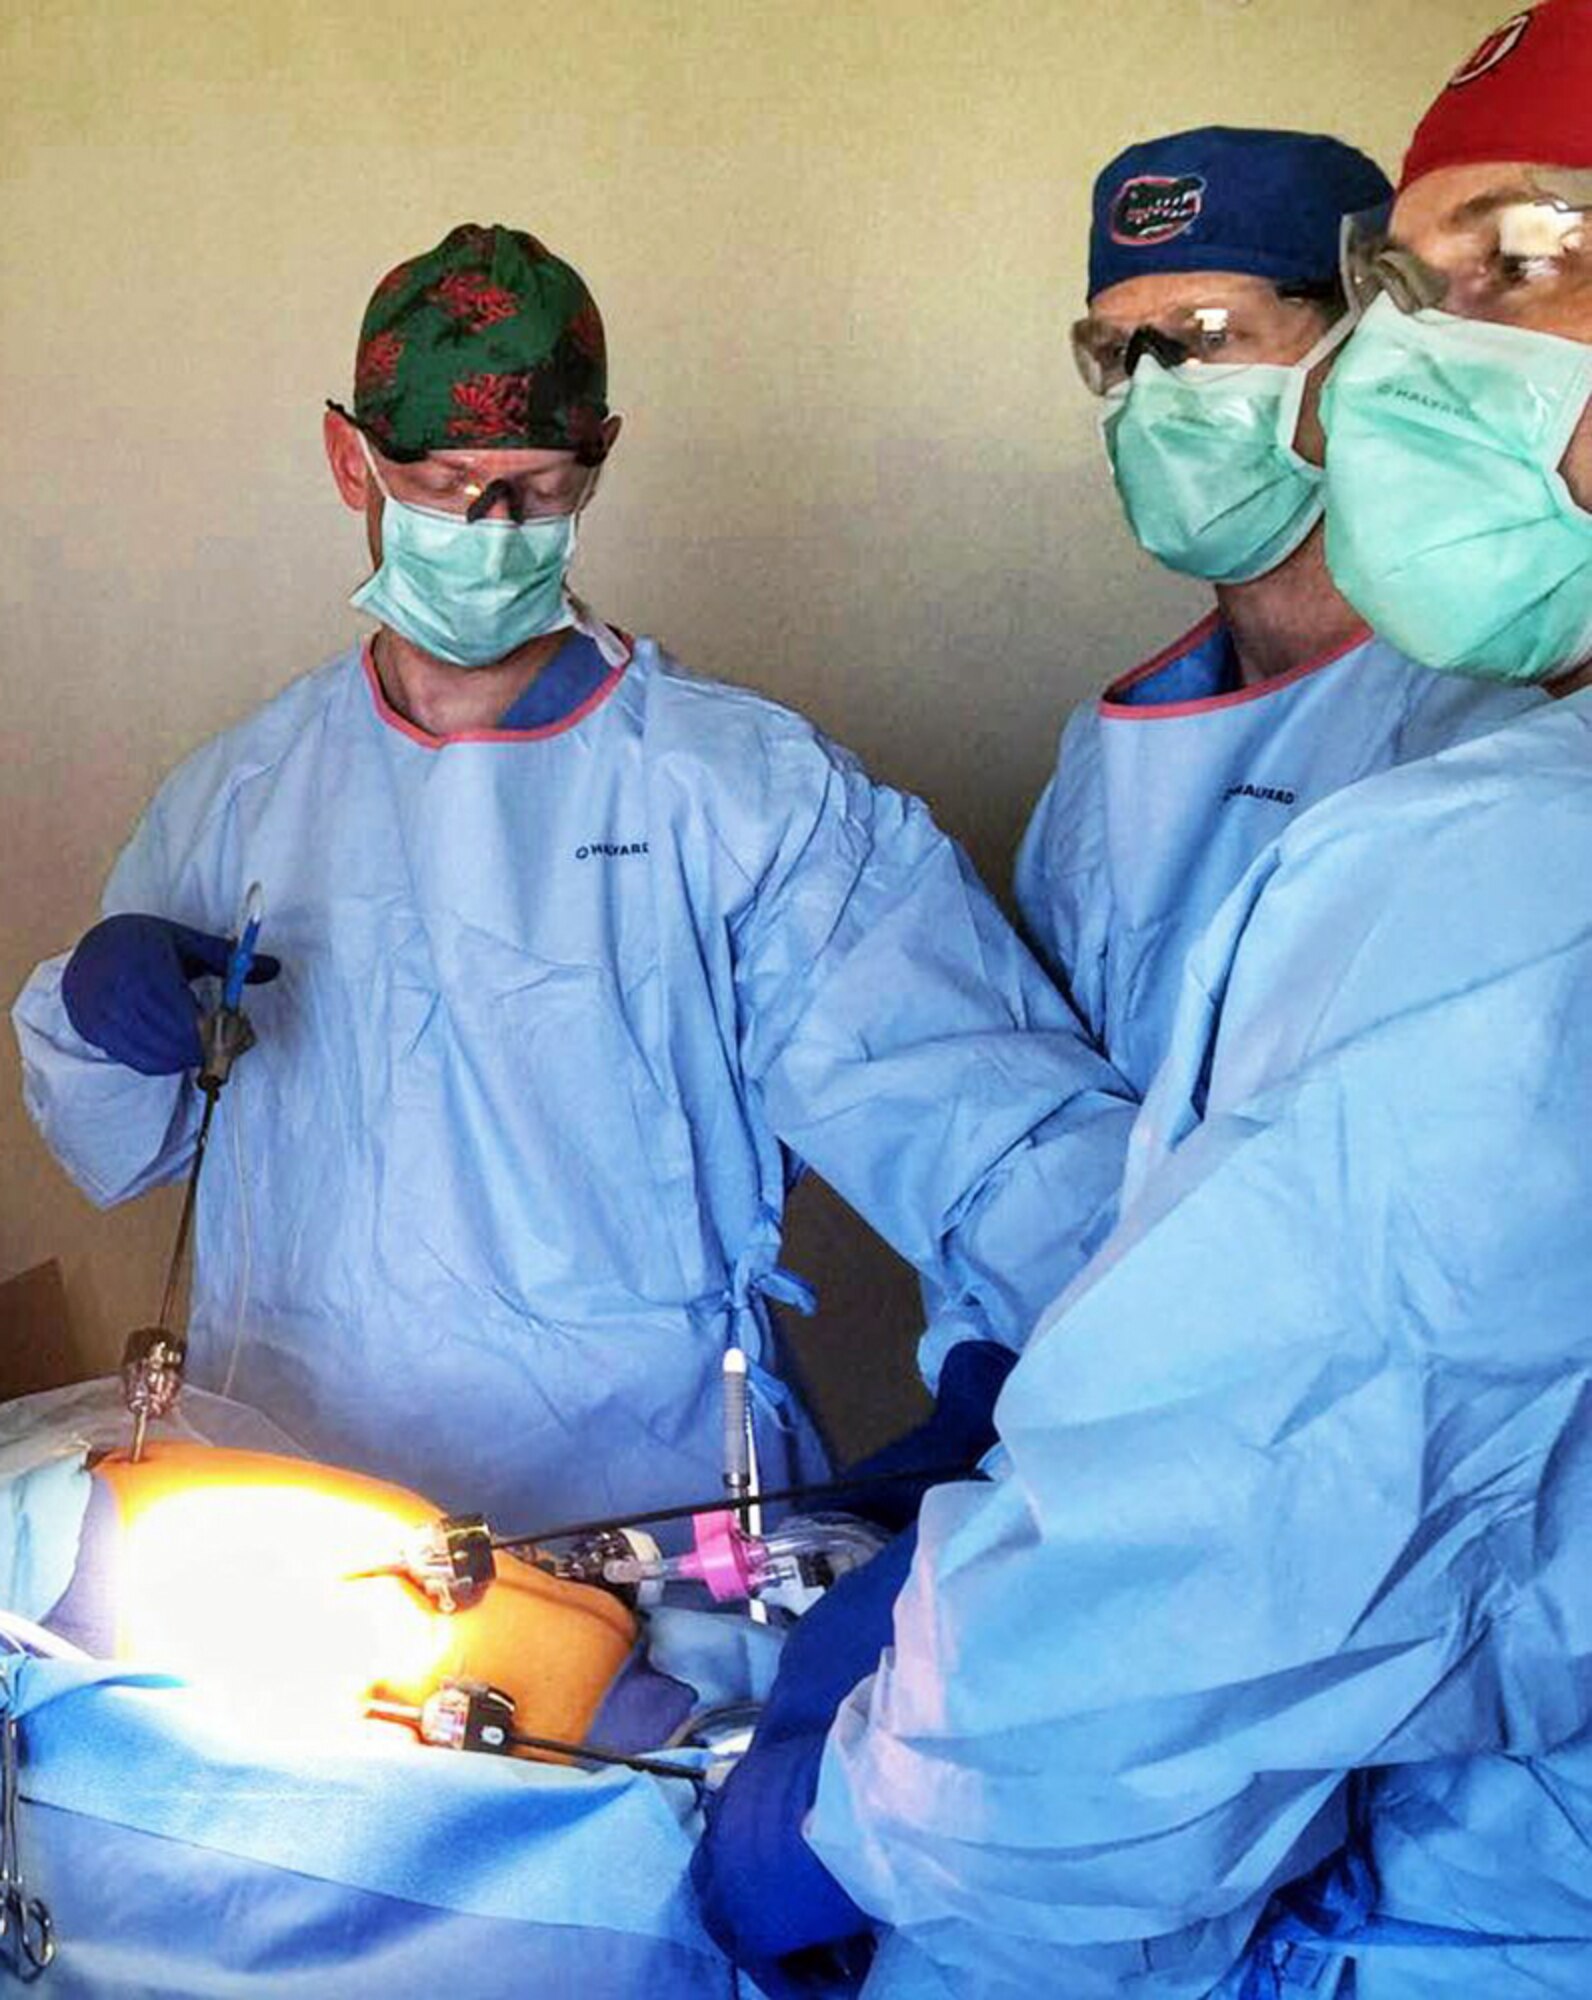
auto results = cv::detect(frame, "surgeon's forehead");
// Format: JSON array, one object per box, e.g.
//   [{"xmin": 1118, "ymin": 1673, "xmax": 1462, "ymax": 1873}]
[
  {"xmin": 1389, "ymin": 159, "xmax": 1571, "ymax": 252},
  {"xmin": 1086, "ymin": 268, "xmax": 1286, "ymax": 327},
  {"xmin": 406, "ymin": 445, "xmax": 581, "ymax": 477}
]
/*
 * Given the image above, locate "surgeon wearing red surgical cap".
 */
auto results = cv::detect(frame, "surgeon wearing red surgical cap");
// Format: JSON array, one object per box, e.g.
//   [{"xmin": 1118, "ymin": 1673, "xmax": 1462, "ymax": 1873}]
[{"xmin": 697, "ymin": 10, "xmax": 1592, "ymax": 1996}]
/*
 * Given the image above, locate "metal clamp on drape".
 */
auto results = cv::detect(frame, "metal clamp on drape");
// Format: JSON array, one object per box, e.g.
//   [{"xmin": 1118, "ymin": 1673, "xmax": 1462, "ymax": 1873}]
[{"xmin": 0, "ymin": 1690, "xmax": 53, "ymax": 1978}]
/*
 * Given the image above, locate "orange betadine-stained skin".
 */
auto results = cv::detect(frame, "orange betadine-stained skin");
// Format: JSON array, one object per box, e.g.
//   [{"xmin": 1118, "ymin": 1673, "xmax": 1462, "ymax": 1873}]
[{"xmin": 92, "ymin": 1442, "xmax": 636, "ymax": 1756}]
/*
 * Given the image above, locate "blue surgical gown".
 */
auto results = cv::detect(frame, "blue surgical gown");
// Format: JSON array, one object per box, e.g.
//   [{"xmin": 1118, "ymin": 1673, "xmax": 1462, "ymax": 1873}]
[
  {"xmin": 13, "ymin": 619, "xmax": 1137, "ymax": 1532},
  {"xmin": 809, "ymin": 689, "xmax": 1592, "ymax": 1997},
  {"xmin": 1015, "ymin": 616, "xmax": 1539, "ymax": 1090}
]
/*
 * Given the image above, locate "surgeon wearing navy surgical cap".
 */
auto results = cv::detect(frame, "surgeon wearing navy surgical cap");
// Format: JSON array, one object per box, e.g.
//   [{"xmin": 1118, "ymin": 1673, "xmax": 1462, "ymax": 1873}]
[{"xmin": 1019, "ymin": 125, "xmax": 1537, "ymax": 1100}]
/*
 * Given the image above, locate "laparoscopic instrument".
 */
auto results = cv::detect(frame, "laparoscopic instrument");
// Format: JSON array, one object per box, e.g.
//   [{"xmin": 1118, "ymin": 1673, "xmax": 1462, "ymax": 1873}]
[
  {"xmin": 372, "ymin": 1343, "xmax": 948, "ymax": 1621},
  {"xmin": 365, "ymin": 1680, "xmax": 707, "ymax": 1784},
  {"xmin": 357, "ymin": 1471, "xmax": 925, "ymax": 1787},
  {"xmin": 352, "ymin": 1357, "xmax": 962, "ymax": 1782},
  {"xmin": 373, "ymin": 1366, "xmax": 962, "ymax": 1617},
  {"xmin": 121, "ymin": 886, "xmax": 265, "ymax": 1463},
  {"xmin": 393, "ymin": 1490, "xmax": 895, "ymax": 1619}
]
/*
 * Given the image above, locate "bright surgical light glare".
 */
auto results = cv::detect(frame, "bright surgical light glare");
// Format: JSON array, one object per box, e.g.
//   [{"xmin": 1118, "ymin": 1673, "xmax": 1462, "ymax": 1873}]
[
  {"xmin": 1498, "ymin": 201, "xmax": 1587, "ymax": 271},
  {"xmin": 116, "ymin": 1477, "xmax": 454, "ymax": 1748}
]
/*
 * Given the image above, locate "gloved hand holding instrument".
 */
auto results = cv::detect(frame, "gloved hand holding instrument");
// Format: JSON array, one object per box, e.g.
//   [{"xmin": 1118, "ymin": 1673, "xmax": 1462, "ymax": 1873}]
[
  {"xmin": 63, "ymin": 889, "xmax": 278, "ymax": 1459},
  {"xmin": 684, "ymin": 1344, "xmax": 1018, "ymax": 1990},
  {"xmin": 689, "ymin": 1526, "xmax": 920, "ymax": 1994},
  {"xmin": 61, "ymin": 904, "xmax": 279, "ymax": 1078}
]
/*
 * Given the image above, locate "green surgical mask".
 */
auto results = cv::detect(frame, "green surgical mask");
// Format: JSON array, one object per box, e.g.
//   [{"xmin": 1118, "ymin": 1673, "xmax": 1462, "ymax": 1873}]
[
  {"xmin": 1322, "ymin": 295, "xmax": 1592, "ymax": 683},
  {"xmin": 351, "ymin": 444, "xmax": 578, "ymax": 668},
  {"xmin": 1102, "ymin": 318, "xmax": 1348, "ymax": 586}
]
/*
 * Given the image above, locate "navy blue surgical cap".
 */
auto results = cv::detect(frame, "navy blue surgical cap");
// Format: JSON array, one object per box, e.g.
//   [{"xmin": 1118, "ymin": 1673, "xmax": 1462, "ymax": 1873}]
[{"xmin": 1087, "ymin": 125, "xmax": 1392, "ymax": 300}]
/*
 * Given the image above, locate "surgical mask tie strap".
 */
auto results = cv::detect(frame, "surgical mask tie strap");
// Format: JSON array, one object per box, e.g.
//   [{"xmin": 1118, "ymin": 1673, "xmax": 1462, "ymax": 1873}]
[
  {"xmin": 357, "ymin": 430, "xmax": 394, "ymax": 501},
  {"xmin": 1270, "ymin": 306, "xmax": 1360, "ymax": 474},
  {"xmin": 1299, "ymin": 307, "xmax": 1358, "ymax": 374}
]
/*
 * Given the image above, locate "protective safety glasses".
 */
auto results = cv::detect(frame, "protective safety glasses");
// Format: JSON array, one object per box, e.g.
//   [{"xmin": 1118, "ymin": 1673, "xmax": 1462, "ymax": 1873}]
[
  {"xmin": 391, "ymin": 459, "xmax": 599, "ymax": 524},
  {"xmin": 355, "ymin": 431, "xmax": 599, "ymax": 524},
  {"xmin": 1342, "ymin": 175, "xmax": 1592, "ymax": 318},
  {"xmin": 1072, "ymin": 307, "xmax": 1234, "ymax": 395},
  {"xmin": 1070, "ymin": 285, "xmax": 1343, "ymax": 397}
]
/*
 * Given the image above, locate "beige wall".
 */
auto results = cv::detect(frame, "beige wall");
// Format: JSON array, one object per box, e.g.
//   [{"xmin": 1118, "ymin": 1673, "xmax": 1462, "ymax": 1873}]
[{"xmin": 1, "ymin": 0, "xmax": 1502, "ymax": 1452}]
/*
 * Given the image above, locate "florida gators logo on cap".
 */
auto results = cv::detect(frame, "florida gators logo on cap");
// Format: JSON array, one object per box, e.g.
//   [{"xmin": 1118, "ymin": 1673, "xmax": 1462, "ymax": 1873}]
[
  {"xmin": 1447, "ymin": 9, "xmax": 1532, "ymax": 87},
  {"xmin": 1109, "ymin": 173, "xmax": 1207, "ymax": 247}
]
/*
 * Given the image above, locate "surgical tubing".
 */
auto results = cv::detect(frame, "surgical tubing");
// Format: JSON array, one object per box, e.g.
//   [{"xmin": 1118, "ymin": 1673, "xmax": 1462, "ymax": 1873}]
[
  {"xmin": 760, "ymin": 1515, "xmax": 886, "ymax": 1575},
  {"xmin": 501, "ymin": 1462, "xmax": 971, "ymax": 1558}
]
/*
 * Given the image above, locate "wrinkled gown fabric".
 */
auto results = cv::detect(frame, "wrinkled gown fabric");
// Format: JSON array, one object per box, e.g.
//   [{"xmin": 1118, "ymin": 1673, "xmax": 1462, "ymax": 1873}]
[
  {"xmin": 1015, "ymin": 616, "xmax": 1539, "ymax": 1092},
  {"xmin": 14, "ymin": 624, "xmax": 1137, "ymax": 1531},
  {"xmin": 813, "ymin": 690, "xmax": 1592, "ymax": 1998}
]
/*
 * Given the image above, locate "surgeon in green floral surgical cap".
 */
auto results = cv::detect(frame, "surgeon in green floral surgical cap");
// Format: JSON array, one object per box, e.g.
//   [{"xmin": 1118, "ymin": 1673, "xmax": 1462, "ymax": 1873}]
[
  {"xmin": 332, "ymin": 223, "xmax": 611, "ymax": 465},
  {"xmin": 324, "ymin": 223, "xmax": 620, "ymax": 700},
  {"xmin": 18, "ymin": 220, "xmax": 1139, "ymax": 1551}
]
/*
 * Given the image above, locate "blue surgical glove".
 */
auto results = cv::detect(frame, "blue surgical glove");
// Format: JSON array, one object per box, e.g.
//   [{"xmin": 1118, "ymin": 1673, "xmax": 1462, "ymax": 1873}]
[
  {"xmin": 693, "ymin": 1732, "xmax": 870, "ymax": 1983},
  {"xmin": 61, "ymin": 914, "xmax": 281, "ymax": 1077},
  {"xmin": 841, "ymin": 1338, "xmax": 1017, "ymax": 1531},
  {"xmin": 691, "ymin": 1527, "xmax": 917, "ymax": 1984}
]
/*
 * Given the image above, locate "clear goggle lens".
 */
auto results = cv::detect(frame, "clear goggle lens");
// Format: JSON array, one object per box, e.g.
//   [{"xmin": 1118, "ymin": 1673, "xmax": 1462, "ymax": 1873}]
[
  {"xmin": 1341, "ymin": 205, "xmax": 1448, "ymax": 317},
  {"xmin": 1070, "ymin": 281, "xmax": 1345, "ymax": 398},
  {"xmin": 1341, "ymin": 178, "xmax": 1592, "ymax": 317},
  {"xmin": 1070, "ymin": 306, "xmax": 1235, "ymax": 396},
  {"xmin": 401, "ymin": 466, "xmax": 597, "ymax": 523}
]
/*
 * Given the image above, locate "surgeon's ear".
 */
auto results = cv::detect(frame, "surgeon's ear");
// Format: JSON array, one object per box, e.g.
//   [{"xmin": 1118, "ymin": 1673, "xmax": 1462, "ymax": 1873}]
[
  {"xmin": 587, "ymin": 413, "xmax": 624, "ymax": 471},
  {"xmin": 324, "ymin": 408, "xmax": 374, "ymax": 511},
  {"xmin": 574, "ymin": 414, "xmax": 625, "ymax": 510}
]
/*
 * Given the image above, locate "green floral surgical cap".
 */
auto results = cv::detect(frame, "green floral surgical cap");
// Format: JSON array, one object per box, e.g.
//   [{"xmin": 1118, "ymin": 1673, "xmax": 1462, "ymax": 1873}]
[{"xmin": 331, "ymin": 223, "xmax": 609, "ymax": 463}]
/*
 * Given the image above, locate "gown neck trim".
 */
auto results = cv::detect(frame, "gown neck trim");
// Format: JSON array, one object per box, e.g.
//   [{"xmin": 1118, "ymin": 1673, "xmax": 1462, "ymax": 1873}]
[
  {"xmin": 1099, "ymin": 610, "xmax": 1374, "ymax": 722},
  {"xmin": 360, "ymin": 622, "xmax": 633, "ymax": 750}
]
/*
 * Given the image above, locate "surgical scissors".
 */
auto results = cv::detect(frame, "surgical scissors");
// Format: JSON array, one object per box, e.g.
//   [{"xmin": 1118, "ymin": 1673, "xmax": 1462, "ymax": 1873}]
[{"xmin": 0, "ymin": 1712, "xmax": 54, "ymax": 1976}]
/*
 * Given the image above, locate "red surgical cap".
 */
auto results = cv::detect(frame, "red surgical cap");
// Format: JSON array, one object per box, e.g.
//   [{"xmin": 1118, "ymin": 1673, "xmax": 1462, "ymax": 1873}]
[{"xmin": 1402, "ymin": 1, "xmax": 1592, "ymax": 188}]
